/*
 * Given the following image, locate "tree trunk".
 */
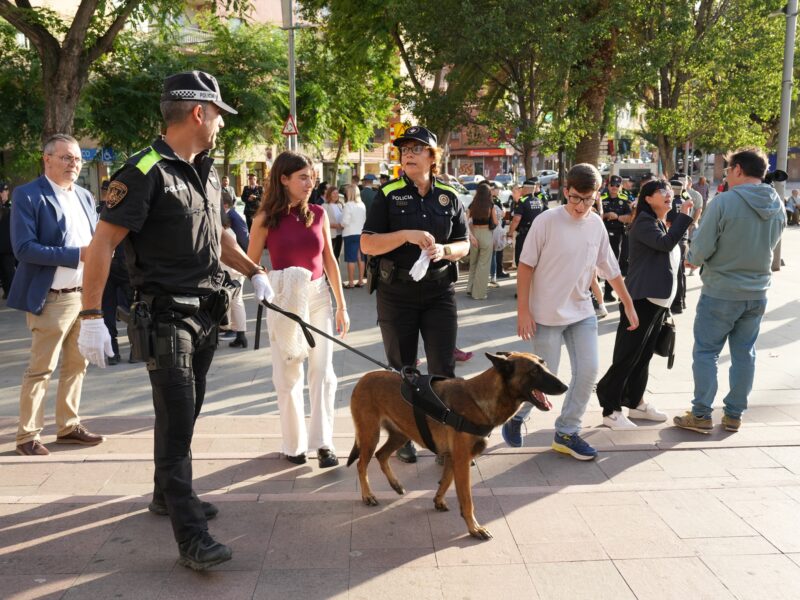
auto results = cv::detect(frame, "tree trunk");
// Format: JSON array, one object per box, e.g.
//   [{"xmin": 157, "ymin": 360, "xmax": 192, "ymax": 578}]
[
  {"xmin": 332, "ymin": 131, "xmax": 346, "ymax": 187},
  {"xmin": 657, "ymin": 134, "xmax": 675, "ymax": 178},
  {"xmin": 522, "ymin": 140, "xmax": 534, "ymax": 178},
  {"xmin": 574, "ymin": 130, "xmax": 603, "ymax": 166}
]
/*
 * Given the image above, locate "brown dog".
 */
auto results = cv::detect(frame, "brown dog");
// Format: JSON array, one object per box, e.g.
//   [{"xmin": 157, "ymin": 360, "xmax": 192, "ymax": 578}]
[{"xmin": 347, "ymin": 351, "xmax": 568, "ymax": 540}]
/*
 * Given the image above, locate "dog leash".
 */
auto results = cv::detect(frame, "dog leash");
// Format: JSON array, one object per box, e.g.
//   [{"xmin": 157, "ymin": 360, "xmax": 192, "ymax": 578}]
[{"xmin": 255, "ymin": 300, "xmax": 396, "ymax": 372}]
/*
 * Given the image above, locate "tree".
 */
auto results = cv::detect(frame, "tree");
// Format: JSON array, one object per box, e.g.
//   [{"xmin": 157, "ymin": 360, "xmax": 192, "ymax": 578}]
[
  {"xmin": 0, "ymin": 0, "xmax": 247, "ymax": 142},
  {"xmin": 295, "ymin": 23, "xmax": 396, "ymax": 180}
]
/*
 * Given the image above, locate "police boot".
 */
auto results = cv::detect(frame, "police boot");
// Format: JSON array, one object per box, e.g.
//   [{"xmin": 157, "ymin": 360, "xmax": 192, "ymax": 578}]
[
  {"xmin": 229, "ymin": 331, "xmax": 248, "ymax": 348},
  {"xmin": 177, "ymin": 531, "xmax": 232, "ymax": 571},
  {"xmin": 396, "ymin": 440, "xmax": 417, "ymax": 463}
]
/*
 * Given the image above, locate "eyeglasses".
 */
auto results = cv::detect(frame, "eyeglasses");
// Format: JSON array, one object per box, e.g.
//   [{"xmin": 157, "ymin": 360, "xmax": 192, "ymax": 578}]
[
  {"xmin": 654, "ymin": 188, "xmax": 671, "ymax": 197},
  {"xmin": 399, "ymin": 145, "xmax": 427, "ymax": 156},
  {"xmin": 567, "ymin": 193, "xmax": 596, "ymax": 206},
  {"xmin": 49, "ymin": 153, "xmax": 82, "ymax": 165}
]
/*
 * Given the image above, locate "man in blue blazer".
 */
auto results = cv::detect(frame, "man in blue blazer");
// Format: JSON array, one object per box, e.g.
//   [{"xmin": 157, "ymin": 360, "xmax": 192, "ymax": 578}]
[{"xmin": 8, "ymin": 133, "xmax": 106, "ymax": 455}]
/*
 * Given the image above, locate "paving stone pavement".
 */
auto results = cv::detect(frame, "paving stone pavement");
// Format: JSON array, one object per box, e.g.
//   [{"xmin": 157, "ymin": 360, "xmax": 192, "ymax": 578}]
[{"xmin": 0, "ymin": 228, "xmax": 798, "ymax": 599}]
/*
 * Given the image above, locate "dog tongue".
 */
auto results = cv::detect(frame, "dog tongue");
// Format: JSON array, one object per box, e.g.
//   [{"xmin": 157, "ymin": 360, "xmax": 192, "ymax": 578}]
[{"xmin": 532, "ymin": 389, "xmax": 552, "ymax": 411}]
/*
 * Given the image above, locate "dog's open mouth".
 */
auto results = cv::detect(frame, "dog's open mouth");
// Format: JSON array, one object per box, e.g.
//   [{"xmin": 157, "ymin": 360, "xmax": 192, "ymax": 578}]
[{"xmin": 531, "ymin": 389, "xmax": 552, "ymax": 411}]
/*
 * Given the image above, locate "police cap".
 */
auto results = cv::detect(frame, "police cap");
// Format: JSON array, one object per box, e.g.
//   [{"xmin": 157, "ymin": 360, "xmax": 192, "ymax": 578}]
[
  {"xmin": 394, "ymin": 125, "xmax": 437, "ymax": 148},
  {"xmin": 669, "ymin": 178, "xmax": 684, "ymax": 188},
  {"xmin": 522, "ymin": 177, "xmax": 539, "ymax": 186},
  {"xmin": 161, "ymin": 70, "xmax": 238, "ymax": 115},
  {"xmin": 608, "ymin": 175, "xmax": 622, "ymax": 186}
]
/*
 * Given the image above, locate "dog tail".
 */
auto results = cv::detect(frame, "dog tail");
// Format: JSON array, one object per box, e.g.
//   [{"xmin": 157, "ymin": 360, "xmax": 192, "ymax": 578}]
[{"xmin": 346, "ymin": 442, "xmax": 359, "ymax": 467}]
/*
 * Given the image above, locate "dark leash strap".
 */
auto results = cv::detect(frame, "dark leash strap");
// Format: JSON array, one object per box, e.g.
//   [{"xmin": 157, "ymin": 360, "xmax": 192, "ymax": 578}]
[{"xmin": 257, "ymin": 300, "xmax": 395, "ymax": 372}]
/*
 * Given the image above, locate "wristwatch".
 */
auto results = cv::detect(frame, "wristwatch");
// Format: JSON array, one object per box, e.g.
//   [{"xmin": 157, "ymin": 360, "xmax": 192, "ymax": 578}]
[{"xmin": 443, "ymin": 245, "xmax": 452, "ymax": 256}]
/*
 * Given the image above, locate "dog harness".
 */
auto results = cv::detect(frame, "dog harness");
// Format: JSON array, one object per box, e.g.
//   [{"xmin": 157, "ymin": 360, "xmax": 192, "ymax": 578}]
[{"xmin": 400, "ymin": 366, "xmax": 494, "ymax": 455}]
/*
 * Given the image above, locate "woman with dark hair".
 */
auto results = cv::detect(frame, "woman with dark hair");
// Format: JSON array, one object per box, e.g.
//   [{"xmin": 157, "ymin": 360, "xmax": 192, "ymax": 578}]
[
  {"xmin": 247, "ymin": 151, "xmax": 349, "ymax": 467},
  {"xmin": 466, "ymin": 183, "xmax": 498, "ymax": 300},
  {"xmin": 360, "ymin": 125, "xmax": 469, "ymax": 463},
  {"xmin": 596, "ymin": 179, "xmax": 694, "ymax": 429}
]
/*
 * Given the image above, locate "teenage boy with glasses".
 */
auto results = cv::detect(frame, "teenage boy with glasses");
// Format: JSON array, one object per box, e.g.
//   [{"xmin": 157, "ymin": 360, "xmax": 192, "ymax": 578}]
[{"xmin": 502, "ymin": 164, "xmax": 639, "ymax": 460}]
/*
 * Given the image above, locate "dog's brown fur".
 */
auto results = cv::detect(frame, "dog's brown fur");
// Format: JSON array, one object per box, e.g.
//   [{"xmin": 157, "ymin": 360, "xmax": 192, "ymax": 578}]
[{"xmin": 347, "ymin": 351, "xmax": 567, "ymax": 540}]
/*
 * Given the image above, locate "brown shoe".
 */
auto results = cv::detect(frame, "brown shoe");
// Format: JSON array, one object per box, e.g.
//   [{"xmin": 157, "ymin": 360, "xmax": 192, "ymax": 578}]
[
  {"xmin": 55, "ymin": 424, "xmax": 105, "ymax": 446},
  {"xmin": 16, "ymin": 440, "xmax": 50, "ymax": 456}
]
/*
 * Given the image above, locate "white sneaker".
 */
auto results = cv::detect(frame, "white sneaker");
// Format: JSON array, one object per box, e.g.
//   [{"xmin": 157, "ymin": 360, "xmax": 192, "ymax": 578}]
[
  {"xmin": 603, "ymin": 411, "xmax": 638, "ymax": 430},
  {"xmin": 595, "ymin": 303, "xmax": 608, "ymax": 319},
  {"xmin": 628, "ymin": 402, "xmax": 668, "ymax": 422}
]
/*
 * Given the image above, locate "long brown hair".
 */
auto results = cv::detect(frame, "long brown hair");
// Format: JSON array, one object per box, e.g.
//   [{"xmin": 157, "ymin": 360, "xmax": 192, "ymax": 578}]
[
  {"xmin": 257, "ymin": 151, "xmax": 315, "ymax": 230},
  {"xmin": 469, "ymin": 184, "xmax": 493, "ymax": 222}
]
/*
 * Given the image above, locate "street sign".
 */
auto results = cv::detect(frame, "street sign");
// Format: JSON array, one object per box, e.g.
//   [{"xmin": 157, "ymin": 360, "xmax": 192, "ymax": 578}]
[
  {"xmin": 101, "ymin": 147, "xmax": 115, "ymax": 163},
  {"xmin": 281, "ymin": 114, "xmax": 298, "ymax": 136}
]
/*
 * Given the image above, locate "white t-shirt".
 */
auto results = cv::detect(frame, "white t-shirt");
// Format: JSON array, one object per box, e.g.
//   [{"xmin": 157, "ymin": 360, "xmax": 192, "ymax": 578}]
[
  {"xmin": 47, "ymin": 176, "xmax": 94, "ymax": 290},
  {"xmin": 519, "ymin": 206, "xmax": 620, "ymax": 326},
  {"xmin": 341, "ymin": 201, "xmax": 367, "ymax": 237},
  {"xmin": 647, "ymin": 245, "xmax": 680, "ymax": 308},
  {"xmin": 323, "ymin": 203, "xmax": 343, "ymax": 238}
]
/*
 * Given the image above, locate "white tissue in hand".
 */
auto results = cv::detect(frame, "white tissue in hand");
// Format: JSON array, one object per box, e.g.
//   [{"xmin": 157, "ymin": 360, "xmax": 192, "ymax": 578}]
[{"xmin": 409, "ymin": 251, "xmax": 431, "ymax": 281}]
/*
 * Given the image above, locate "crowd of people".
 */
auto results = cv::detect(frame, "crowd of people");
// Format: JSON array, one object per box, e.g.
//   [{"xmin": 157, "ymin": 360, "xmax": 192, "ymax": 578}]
[{"xmin": 0, "ymin": 68, "xmax": 789, "ymax": 571}]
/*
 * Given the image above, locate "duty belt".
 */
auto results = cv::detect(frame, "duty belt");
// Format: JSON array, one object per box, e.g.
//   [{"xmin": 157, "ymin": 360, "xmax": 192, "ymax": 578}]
[
  {"xmin": 395, "ymin": 264, "xmax": 449, "ymax": 282},
  {"xmin": 400, "ymin": 366, "xmax": 494, "ymax": 454}
]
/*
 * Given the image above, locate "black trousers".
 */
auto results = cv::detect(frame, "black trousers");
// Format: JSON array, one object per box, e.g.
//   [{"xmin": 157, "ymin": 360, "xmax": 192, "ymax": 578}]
[
  {"xmin": 101, "ymin": 275, "xmax": 131, "ymax": 356},
  {"xmin": 376, "ymin": 279, "xmax": 457, "ymax": 377},
  {"xmin": 619, "ymin": 232, "xmax": 630, "ymax": 276},
  {"xmin": 0, "ymin": 253, "xmax": 15, "ymax": 297},
  {"xmin": 604, "ymin": 229, "xmax": 625, "ymax": 296},
  {"xmin": 332, "ymin": 235, "xmax": 343, "ymax": 260},
  {"xmin": 149, "ymin": 319, "xmax": 217, "ymax": 544},
  {"xmin": 596, "ymin": 298, "xmax": 668, "ymax": 415},
  {"xmin": 672, "ymin": 240, "xmax": 687, "ymax": 310},
  {"xmin": 495, "ymin": 249, "xmax": 507, "ymax": 276},
  {"xmin": 514, "ymin": 233, "xmax": 528, "ymax": 266}
]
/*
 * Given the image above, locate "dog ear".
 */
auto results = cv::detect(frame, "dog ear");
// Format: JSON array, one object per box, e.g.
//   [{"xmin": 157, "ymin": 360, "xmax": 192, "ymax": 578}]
[{"xmin": 485, "ymin": 352, "xmax": 514, "ymax": 376}]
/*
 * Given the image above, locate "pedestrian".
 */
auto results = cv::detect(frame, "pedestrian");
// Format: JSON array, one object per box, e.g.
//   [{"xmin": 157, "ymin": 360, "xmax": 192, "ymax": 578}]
[
  {"xmin": 220, "ymin": 211, "xmax": 248, "ymax": 349},
  {"xmin": 786, "ymin": 189, "xmax": 799, "ymax": 226},
  {"xmin": 466, "ymin": 183, "xmax": 497, "ymax": 300},
  {"xmin": 323, "ymin": 186, "xmax": 344, "ymax": 260},
  {"xmin": 596, "ymin": 179, "xmax": 693, "ymax": 429},
  {"xmin": 361, "ymin": 125, "xmax": 469, "ymax": 463},
  {"xmin": 694, "ymin": 176, "xmax": 710, "ymax": 211},
  {"xmin": 506, "ymin": 177, "xmax": 548, "ymax": 268},
  {"xmin": 309, "ymin": 180, "xmax": 327, "ymax": 206},
  {"xmin": 220, "ymin": 175, "xmax": 237, "ymax": 206},
  {"xmin": 360, "ymin": 176, "xmax": 377, "ymax": 214},
  {"xmin": 79, "ymin": 70, "xmax": 273, "ymax": 570},
  {"xmin": 247, "ymin": 151, "xmax": 349, "ymax": 467},
  {"xmin": 599, "ymin": 174, "xmax": 634, "ymax": 302},
  {"xmin": 341, "ymin": 183, "xmax": 367, "ymax": 288},
  {"xmin": 8, "ymin": 134, "xmax": 105, "ymax": 456},
  {"xmin": 241, "ymin": 173, "xmax": 262, "ymax": 230},
  {"xmin": 502, "ymin": 163, "xmax": 639, "ymax": 460},
  {"xmin": 489, "ymin": 183, "xmax": 509, "ymax": 284},
  {"xmin": 674, "ymin": 147, "xmax": 785, "ymax": 434},
  {"xmin": 666, "ymin": 178, "xmax": 692, "ymax": 314},
  {"xmin": 0, "ymin": 182, "xmax": 15, "ymax": 299}
]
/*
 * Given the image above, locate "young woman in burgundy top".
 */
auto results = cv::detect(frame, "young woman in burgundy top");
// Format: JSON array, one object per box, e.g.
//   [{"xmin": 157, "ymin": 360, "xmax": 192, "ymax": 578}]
[{"xmin": 247, "ymin": 152, "xmax": 349, "ymax": 468}]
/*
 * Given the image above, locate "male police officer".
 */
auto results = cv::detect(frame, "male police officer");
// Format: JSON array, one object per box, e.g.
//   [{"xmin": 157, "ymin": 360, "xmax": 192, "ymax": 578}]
[
  {"xmin": 78, "ymin": 71, "xmax": 274, "ymax": 571},
  {"xmin": 600, "ymin": 174, "xmax": 633, "ymax": 302},
  {"xmin": 666, "ymin": 178, "xmax": 693, "ymax": 313},
  {"xmin": 507, "ymin": 177, "xmax": 548, "ymax": 267}
]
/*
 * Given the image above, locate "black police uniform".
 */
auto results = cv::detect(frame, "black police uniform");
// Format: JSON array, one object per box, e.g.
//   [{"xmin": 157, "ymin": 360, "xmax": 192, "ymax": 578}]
[
  {"xmin": 666, "ymin": 190, "xmax": 691, "ymax": 312},
  {"xmin": 513, "ymin": 191, "xmax": 548, "ymax": 266},
  {"xmin": 241, "ymin": 183, "xmax": 263, "ymax": 230},
  {"xmin": 101, "ymin": 136, "xmax": 228, "ymax": 545},
  {"xmin": 600, "ymin": 191, "xmax": 632, "ymax": 297},
  {"xmin": 363, "ymin": 175, "xmax": 468, "ymax": 377}
]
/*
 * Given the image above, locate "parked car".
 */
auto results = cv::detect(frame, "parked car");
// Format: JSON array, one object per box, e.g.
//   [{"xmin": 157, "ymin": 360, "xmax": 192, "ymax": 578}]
[
  {"xmin": 494, "ymin": 173, "xmax": 515, "ymax": 187},
  {"xmin": 536, "ymin": 169, "xmax": 558, "ymax": 186},
  {"xmin": 458, "ymin": 174, "xmax": 486, "ymax": 185}
]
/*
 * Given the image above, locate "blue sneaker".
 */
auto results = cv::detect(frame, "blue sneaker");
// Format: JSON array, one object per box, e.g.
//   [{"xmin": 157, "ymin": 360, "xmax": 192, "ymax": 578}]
[
  {"xmin": 501, "ymin": 418, "xmax": 525, "ymax": 448},
  {"xmin": 552, "ymin": 432, "xmax": 597, "ymax": 461}
]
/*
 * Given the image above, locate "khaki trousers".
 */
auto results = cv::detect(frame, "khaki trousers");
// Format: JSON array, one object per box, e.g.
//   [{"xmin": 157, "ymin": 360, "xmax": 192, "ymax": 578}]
[
  {"xmin": 467, "ymin": 227, "xmax": 494, "ymax": 300},
  {"xmin": 17, "ymin": 291, "xmax": 87, "ymax": 444}
]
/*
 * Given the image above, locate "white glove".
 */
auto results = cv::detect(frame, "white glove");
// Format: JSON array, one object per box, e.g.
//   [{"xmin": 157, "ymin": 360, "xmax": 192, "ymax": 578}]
[
  {"xmin": 78, "ymin": 318, "xmax": 115, "ymax": 368},
  {"xmin": 252, "ymin": 272, "xmax": 275, "ymax": 303},
  {"xmin": 409, "ymin": 250, "xmax": 431, "ymax": 282}
]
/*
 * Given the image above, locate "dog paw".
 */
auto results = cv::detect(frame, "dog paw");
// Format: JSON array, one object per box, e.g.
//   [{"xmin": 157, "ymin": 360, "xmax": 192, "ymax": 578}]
[
  {"xmin": 362, "ymin": 495, "xmax": 379, "ymax": 506},
  {"xmin": 390, "ymin": 482, "xmax": 406, "ymax": 496},
  {"xmin": 434, "ymin": 499, "xmax": 449, "ymax": 512},
  {"xmin": 469, "ymin": 526, "xmax": 493, "ymax": 540}
]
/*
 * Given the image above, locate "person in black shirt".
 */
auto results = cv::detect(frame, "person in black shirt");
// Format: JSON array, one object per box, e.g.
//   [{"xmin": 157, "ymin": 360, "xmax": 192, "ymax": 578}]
[
  {"xmin": 361, "ymin": 125, "xmax": 469, "ymax": 463},
  {"xmin": 507, "ymin": 177, "xmax": 548, "ymax": 267},
  {"xmin": 78, "ymin": 71, "xmax": 274, "ymax": 571},
  {"xmin": 599, "ymin": 174, "xmax": 634, "ymax": 302},
  {"xmin": 241, "ymin": 173, "xmax": 263, "ymax": 230}
]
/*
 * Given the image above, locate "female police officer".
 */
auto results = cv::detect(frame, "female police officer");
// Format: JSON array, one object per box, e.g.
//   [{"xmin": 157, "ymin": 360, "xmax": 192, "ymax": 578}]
[{"xmin": 360, "ymin": 125, "xmax": 469, "ymax": 463}]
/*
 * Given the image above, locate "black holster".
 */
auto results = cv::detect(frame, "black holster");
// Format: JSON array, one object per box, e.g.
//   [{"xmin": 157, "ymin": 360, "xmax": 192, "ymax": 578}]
[
  {"xmin": 128, "ymin": 301, "xmax": 153, "ymax": 363},
  {"xmin": 366, "ymin": 255, "xmax": 379, "ymax": 294},
  {"xmin": 378, "ymin": 258, "xmax": 396, "ymax": 285}
]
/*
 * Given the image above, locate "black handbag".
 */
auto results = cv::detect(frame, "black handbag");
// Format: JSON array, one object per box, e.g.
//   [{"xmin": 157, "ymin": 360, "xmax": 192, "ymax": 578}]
[{"xmin": 654, "ymin": 313, "xmax": 676, "ymax": 369}]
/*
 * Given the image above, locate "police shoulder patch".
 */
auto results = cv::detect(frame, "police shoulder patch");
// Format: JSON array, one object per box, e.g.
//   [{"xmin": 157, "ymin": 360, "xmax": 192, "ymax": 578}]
[
  {"xmin": 106, "ymin": 181, "xmax": 128, "ymax": 209},
  {"xmin": 438, "ymin": 194, "xmax": 450, "ymax": 206}
]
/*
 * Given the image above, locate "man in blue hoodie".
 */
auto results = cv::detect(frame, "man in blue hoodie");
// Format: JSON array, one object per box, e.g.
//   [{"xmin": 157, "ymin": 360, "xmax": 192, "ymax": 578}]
[{"xmin": 674, "ymin": 148, "xmax": 785, "ymax": 434}]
